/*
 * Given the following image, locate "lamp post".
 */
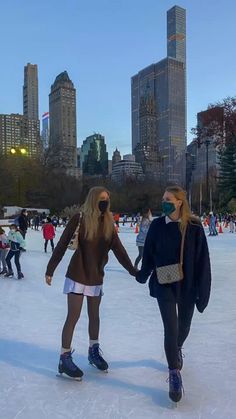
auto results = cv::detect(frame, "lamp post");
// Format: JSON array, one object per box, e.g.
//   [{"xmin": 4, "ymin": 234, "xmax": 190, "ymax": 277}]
[
  {"xmin": 9, "ymin": 146, "xmax": 28, "ymax": 206},
  {"xmin": 205, "ymin": 138, "xmax": 210, "ymax": 210}
]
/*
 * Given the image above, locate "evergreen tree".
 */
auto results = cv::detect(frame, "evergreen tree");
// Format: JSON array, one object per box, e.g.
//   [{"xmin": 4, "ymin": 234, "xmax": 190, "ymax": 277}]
[{"xmin": 218, "ymin": 136, "xmax": 236, "ymax": 204}]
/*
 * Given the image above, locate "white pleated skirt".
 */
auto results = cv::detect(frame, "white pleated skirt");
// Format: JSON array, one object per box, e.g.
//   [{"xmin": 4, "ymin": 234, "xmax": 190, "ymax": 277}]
[{"xmin": 63, "ymin": 277, "xmax": 103, "ymax": 297}]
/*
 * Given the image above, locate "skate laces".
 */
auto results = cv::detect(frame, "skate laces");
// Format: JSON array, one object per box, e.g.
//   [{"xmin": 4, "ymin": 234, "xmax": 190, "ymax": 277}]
[
  {"xmin": 90, "ymin": 344, "xmax": 103, "ymax": 361},
  {"xmin": 61, "ymin": 350, "xmax": 78, "ymax": 371},
  {"xmin": 167, "ymin": 369, "xmax": 184, "ymax": 393}
]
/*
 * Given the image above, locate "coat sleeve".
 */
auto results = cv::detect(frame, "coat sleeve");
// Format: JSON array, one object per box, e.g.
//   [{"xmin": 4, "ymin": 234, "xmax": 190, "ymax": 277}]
[
  {"xmin": 16, "ymin": 232, "xmax": 26, "ymax": 249},
  {"xmin": 136, "ymin": 223, "xmax": 155, "ymax": 284},
  {"xmin": 110, "ymin": 230, "xmax": 137, "ymax": 276},
  {"xmin": 195, "ymin": 225, "xmax": 212, "ymax": 312},
  {"xmin": 45, "ymin": 214, "xmax": 80, "ymax": 277}
]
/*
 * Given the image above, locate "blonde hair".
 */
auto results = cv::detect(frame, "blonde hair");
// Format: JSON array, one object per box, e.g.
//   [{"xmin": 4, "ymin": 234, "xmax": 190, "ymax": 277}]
[
  {"xmin": 165, "ymin": 185, "xmax": 199, "ymax": 233},
  {"xmin": 80, "ymin": 186, "xmax": 114, "ymax": 241}
]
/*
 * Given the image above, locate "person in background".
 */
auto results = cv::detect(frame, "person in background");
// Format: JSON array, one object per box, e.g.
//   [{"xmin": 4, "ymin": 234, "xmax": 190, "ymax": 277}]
[
  {"xmin": 42, "ymin": 217, "xmax": 55, "ymax": 252},
  {"xmin": 136, "ymin": 186, "xmax": 211, "ymax": 403},
  {"xmin": 0, "ymin": 227, "xmax": 9, "ymax": 275},
  {"xmin": 134, "ymin": 209, "xmax": 152, "ymax": 269},
  {"xmin": 45, "ymin": 186, "xmax": 137, "ymax": 380},
  {"xmin": 5, "ymin": 224, "xmax": 26, "ymax": 279},
  {"xmin": 18, "ymin": 209, "xmax": 28, "ymax": 239},
  {"xmin": 34, "ymin": 214, "xmax": 40, "ymax": 231}
]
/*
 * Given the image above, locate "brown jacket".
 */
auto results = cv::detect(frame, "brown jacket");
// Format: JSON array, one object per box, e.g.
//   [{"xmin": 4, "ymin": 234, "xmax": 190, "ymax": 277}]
[{"xmin": 46, "ymin": 213, "xmax": 137, "ymax": 285}]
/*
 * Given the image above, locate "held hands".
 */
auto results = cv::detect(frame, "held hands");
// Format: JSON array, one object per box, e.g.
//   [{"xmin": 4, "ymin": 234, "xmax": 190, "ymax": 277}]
[{"xmin": 45, "ymin": 275, "xmax": 53, "ymax": 286}]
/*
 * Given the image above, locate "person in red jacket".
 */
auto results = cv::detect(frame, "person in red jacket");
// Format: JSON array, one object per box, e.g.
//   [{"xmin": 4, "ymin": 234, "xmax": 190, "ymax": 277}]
[{"xmin": 42, "ymin": 217, "xmax": 55, "ymax": 253}]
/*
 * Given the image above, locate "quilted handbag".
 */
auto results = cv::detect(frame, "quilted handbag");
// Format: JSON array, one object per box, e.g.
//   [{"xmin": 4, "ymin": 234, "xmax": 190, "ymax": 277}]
[
  {"xmin": 67, "ymin": 212, "xmax": 82, "ymax": 251},
  {"xmin": 156, "ymin": 226, "xmax": 186, "ymax": 285}
]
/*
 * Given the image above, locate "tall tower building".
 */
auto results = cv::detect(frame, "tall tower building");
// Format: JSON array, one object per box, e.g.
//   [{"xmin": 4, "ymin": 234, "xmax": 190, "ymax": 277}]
[
  {"xmin": 49, "ymin": 71, "xmax": 78, "ymax": 176},
  {"xmin": 167, "ymin": 6, "xmax": 186, "ymax": 64},
  {"xmin": 41, "ymin": 112, "xmax": 49, "ymax": 149},
  {"xmin": 131, "ymin": 6, "xmax": 186, "ymax": 185},
  {"xmin": 23, "ymin": 63, "xmax": 39, "ymax": 120}
]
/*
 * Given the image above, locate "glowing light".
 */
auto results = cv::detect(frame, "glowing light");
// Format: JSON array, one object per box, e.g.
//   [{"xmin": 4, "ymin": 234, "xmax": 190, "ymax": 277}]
[{"xmin": 10, "ymin": 148, "xmax": 16, "ymax": 154}]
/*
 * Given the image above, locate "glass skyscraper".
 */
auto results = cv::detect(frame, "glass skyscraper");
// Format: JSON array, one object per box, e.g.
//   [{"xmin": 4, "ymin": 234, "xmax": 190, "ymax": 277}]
[
  {"xmin": 81, "ymin": 133, "xmax": 108, "ymax": 176},
  {"xmin": 131, "ymin": 6, "xmax": 186, "ymax": 185}
]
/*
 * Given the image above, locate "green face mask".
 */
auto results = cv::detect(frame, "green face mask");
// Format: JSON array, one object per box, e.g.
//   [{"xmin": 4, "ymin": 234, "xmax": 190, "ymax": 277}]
[{"xmin": 162, "ymin": 201, "xmax": 176, "ymax": 216}]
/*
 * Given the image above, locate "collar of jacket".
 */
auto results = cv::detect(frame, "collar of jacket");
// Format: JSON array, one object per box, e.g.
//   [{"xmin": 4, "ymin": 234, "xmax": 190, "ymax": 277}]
[{"xmin": 165, "ymin": 216, "xmax": 181, "ymax": 224}]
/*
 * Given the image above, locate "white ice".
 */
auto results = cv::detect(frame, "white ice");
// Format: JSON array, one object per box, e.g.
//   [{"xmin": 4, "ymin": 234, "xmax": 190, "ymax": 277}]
[{"xmin": 0, "ymin": 223, "xmax": 236, "ymax": 419}]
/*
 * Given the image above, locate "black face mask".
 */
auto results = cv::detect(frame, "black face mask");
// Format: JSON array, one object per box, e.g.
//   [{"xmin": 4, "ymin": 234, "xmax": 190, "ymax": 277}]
[{"xmin": 98, "ymin": 200, "xmax": 109, "ymax": 213}]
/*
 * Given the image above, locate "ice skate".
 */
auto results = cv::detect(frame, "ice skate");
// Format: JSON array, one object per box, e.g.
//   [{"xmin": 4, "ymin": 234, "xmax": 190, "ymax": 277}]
[
  {"xmin": 88, "ymin": 343, "xmax": 108, "ymax": 372},
  {"xmin": 168, "ymin": 369, "xmax": 183, "ymax": 403},
  {"xmin": 17, "ymin": 272, "xmax": 24, "ymax": 280},
  {"xmin": 58, "ymin": 350, "xmax": 83, "ymax": 381},
  {"xmin": 4, "ymin": 270, "xmax": 14, "ymax": 278},
  {"xmin": 0, "ymin": 268, "xmax": 7, "ymax": 275}
]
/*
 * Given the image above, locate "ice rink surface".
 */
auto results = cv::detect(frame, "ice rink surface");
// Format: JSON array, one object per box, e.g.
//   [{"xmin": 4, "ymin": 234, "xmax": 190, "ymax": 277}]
[{"xmin": 0, "ymin": 223, "xmax": 236, "ymax": 419}]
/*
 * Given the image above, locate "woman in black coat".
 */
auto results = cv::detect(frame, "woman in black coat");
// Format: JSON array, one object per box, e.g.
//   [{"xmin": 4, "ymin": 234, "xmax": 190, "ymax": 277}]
[{"xmin": 136, "ymin": 185, "xmax": 211, "ymax": 403}]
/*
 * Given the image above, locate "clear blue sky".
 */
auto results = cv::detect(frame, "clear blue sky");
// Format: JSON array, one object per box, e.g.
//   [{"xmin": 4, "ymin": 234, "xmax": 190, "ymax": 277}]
[{"xmin": 0, "ymin": 0, "xmax": 236, "ymax": 157}]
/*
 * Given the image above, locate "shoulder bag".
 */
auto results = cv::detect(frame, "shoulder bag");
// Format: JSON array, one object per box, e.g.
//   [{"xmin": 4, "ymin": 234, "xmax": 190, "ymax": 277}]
[
  {"xmin": 156, "ymin": 226, "xmax": 187, "ymax": 285},
  {"xmin": 67, "ymin": 212, "xmax": 82, "ymax": 251}
]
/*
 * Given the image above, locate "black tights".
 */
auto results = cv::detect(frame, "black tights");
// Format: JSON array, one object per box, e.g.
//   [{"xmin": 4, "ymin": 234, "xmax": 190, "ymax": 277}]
[
  {"xmin": 61, "ymin": 293, "xmax": 102, "ymax": 349},
  {"xmin": 157, "ymin": 299, "xmax": 195, "ymax": 369}
]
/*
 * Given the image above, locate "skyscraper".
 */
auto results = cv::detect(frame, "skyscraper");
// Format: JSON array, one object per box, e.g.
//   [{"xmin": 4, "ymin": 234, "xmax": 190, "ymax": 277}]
[
  {"xmin": 23, "ymin": 63, "xmax": 39, "ymax": 120},
  {"xmin": 41, "ymin": 112, "xmax": 49, "ymax": 149},
  {"xmin": 167, "ymin": 5, "xmax": 186, "ymax": 63},
  {"xmin": 49, "ymin": 71, "xmax": 78, "ymax": 176},
  {"xmin": 0, "ymin": 113, "xmax": 40, "ymax": 158},
  {"xmin": 81, "ymin": 133, "xmax": 108, "ymax": 176},
  {"xmin": 131, "ymin": 6, "xmax": 186, "ymax": 185}
]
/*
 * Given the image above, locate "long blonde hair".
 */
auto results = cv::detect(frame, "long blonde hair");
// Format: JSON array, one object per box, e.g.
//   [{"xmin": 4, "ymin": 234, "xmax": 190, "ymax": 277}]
[
  {"xmin": 80, "ymin": 186, "xmax": 114, "ymax": 241},
  {"xmin": 165, "ymin": 185, "xmax": 199, "ymax": 233}
]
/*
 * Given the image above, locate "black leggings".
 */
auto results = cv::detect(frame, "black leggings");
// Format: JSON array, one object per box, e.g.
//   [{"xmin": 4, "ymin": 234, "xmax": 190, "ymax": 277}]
[
  {"xmin": 157, "ymin": 299, "xmax": 195, "ymax": 369},
  {"xmin": 44, "ymin": 239, "xmax": 54, "ymax": 251},
  {"xmin": 6, "ymin": 250, "xmax": 21, "ymax": 273}
]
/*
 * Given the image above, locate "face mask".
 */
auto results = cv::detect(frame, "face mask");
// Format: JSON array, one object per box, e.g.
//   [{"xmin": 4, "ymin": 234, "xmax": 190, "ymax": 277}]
[
  {"xmin": 162, "ymin": 201, "xmax": 176, "ymax": 216},
  {"xmin": 98, "ymin": 200, "xmax": 109, "ymax": 213}
]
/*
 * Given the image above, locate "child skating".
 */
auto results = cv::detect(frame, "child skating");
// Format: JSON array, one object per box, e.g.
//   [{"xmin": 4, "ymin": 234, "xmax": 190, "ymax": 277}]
[{"xmin": 5, "ymin": 224, "xmax": 26, "ymax": 279}]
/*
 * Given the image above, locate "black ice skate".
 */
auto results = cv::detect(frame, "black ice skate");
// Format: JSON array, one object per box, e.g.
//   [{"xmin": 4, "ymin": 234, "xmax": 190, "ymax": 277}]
[
  {"xmin": 0, "ymin": 268, "xmax": 7, "ymax": 275},
  {"xmin": 168, "ymin": 369, "xmax": 183, "ymax": 403},
  {"xmin": 4, "ymin": 270, "xmax": 14, "ymax": 278},
  {"xmin": 58, "ymin": 350, "xmax": 83, "ymax": 380},
  {"xmin": 88, "ymin": 343, "xmax": 108, "ymax": 372},
  {"xmin": 17, "ymin": 272, "xmax": 24, "ymax": 280}
]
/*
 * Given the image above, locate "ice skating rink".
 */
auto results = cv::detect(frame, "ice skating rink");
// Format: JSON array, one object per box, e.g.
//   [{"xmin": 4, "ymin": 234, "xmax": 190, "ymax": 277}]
[{"xmin": 0, "ymin": 224, "xmax": 236, "ymax": 419}]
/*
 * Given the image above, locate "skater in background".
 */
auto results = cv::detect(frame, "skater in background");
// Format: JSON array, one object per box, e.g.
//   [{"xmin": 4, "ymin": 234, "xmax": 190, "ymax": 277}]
[
  {"xmin": 0, "ymin": 227, "xmax": 9, "ymax": 275},
  {"xmin": 134, "ymin": 208, "xmax": 152, "ymax": 269},
  {"xmin": 18, "ymin": 209, "xmax": 28, "ymax": 239},
  {"xmin": 45, "ymin": 186, "xmax": 137, "ymax": 380},
  {"xmin": 42, "ymin": 217, "xmax": 55, "ymax": 252},
  {"xmin": 33, "ymin": 214, "xmax": 40, "ymax": 231},
  {"xmin": 5, "ymin": 224, "xmax": 26, "ymax": 279},
  {"xmin": 136, "ymin": 185, "xmax": 211, "ymax": 403},
  {"xmin": 229, "ymin": 215, "xmax": 235, "ymax": 233},
  {"xmin": 208, "ymin": 212, "xmax": 218, "ymax": 236}
]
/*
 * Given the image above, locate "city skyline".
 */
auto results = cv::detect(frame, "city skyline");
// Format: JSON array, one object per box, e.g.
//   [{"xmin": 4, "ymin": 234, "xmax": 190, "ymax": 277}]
[{"xmin": 0, "ymin": 0, "xmax": 236, "ymax": 157}]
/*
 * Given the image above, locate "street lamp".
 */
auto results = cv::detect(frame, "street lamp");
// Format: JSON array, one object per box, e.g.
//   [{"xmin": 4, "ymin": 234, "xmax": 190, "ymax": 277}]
[
  {"xmin": 9, "ymin": 146, "xmax": 28, "ymax": 206},
  {"xmin": 205, "ymin": 138, "xmax": 210, "ymax": 209},
  {"xmin": 10, "ymin": 147, "xmax": 27, "ymax": 156}
]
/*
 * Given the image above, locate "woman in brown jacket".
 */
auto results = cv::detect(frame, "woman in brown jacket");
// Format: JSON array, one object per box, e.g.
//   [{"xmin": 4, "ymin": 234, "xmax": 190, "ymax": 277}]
[{"xmin": 45, "ymin": 186, "xmax": 136, "ymax": 380}]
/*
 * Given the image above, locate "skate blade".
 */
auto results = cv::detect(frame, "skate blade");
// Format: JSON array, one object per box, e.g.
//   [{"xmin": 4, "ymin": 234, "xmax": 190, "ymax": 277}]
[
  {"xmin": 56, "ymin": 373, "xmax": 82, "ymax": 381},
  {"xmin": 89, "ymin": 362, "xmax": 108, "ymax": 373}
]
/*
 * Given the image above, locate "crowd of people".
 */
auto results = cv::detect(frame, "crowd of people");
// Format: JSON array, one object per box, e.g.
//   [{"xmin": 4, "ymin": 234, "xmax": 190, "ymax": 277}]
[{"xmin": 1, "ymin": 188, "xmax": 235, "ymax": 403}]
